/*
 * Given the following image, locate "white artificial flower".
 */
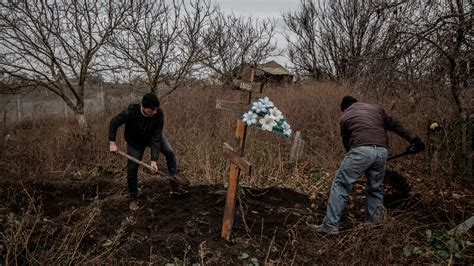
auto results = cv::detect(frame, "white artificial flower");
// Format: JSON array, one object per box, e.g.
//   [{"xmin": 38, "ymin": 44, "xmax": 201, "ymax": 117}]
[
  {"xmin": 259, "ymin": 96, "xmax": 274, "ymax": 108},
  {"xmin": 251, "ymin": 101, "xmax": 267, "ymax": 114},
  {"xmin": 242, "ymin": 111, "xmax": 258, "ymax": 126},
  {"xmin": 260, "ymin": 115, "xmax": 277, "ymax": 131},
  {"xmin": 269, "ymin": 107, "xmax": 283, "ymax": 122},
  {"xmin": 244, "ymin": 96, "xmax": 292, "ymax": 138}
]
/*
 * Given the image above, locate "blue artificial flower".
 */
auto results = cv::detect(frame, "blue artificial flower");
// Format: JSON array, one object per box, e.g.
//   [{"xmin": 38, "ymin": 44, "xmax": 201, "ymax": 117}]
[
  {"xmin": 251, "ymin": 101, "xmax": 267, "ymax": 114},
  {"xmin": 243, "ymin": 96, "xmax": 291, "ymax": 138},
  {"xmin": 282, "ymin": 121, "xmax": 292, "ymax": 137},
  {"xmin": 259, "ymin": 96, "xmax": 274, "ymax": 108},
  {"xmin": 242, "ymin": 111, "xmax": 258, "ymax": 126}
]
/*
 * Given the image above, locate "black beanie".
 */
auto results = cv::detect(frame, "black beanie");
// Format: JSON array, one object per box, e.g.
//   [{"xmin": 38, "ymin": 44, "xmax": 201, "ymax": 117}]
[
  {"xmin": 142, "ymin": 93, "xmax": 160, "ymax": 108},
  {"xmin": 340, "ymin": 96, "xmax": 357, "ymax": 111}
]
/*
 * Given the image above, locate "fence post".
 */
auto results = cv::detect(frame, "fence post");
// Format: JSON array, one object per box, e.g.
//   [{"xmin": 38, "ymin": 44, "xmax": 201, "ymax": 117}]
[
  {"xmin": 32, "ymin": 101, "xmax": 37, "ymax": 126},
  {"xmin": 1, "ymin": 106, "xmax": 6, "ymax": 129},
  {"xmin": 290, "ymin": 131, "xmax": 304, "ymax": 162},
  {"xmin": 63, "ymin": 101, "xmax": 68, "ymax": 119},
  {"xmin": 16, "ymin": 94, "xmax": 22, "ymax": 124},
  {"xmin": 100, "ymin": 84, "xmax": 105, "ymax": 113},
  {"xmin": 468, "ymin": 117, "xmax": 474, "ymax": 179}
]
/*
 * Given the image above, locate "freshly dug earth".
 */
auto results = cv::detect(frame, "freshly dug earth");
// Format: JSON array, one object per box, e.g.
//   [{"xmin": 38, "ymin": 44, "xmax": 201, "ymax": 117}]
[{"xmin": 0, "ymin": 172, "xmax": 471, "ymax": 264}]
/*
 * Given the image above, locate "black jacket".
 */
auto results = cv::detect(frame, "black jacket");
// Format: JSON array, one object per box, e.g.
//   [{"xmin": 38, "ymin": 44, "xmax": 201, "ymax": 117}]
[{"xmin": 109, "ymin": 104, "xmax": 164, "ymax": 160}]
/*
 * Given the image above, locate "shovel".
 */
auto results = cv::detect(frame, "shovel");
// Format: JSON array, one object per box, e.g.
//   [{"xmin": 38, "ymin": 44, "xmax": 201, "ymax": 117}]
[
  {"xmin": 388, "ymin": 140, "xmax": 426, "ymax": 161},
  {"xmin": 117, "ymin": 150, "xmax": 190, "ymax": 186},
  {"xmin": 387, "ymin": 150, "xmax": 413, "ymax": 161},
  {"xmin": 385, "ymin": 145, "xmax": 425, "ymax": 198}
]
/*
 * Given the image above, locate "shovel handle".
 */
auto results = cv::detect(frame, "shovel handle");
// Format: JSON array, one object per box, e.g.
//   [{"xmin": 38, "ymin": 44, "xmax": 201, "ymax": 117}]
[
  {"xmin": 387, "ymin": 150, "xmax": 412, "ymax": 161},
  {"xmin": 117, "ymin": 150, "xmax": 155, "ymax": 172},
  {"xmin": 116, "ymin": 150, "xmax": 190, "ymax": 186}
]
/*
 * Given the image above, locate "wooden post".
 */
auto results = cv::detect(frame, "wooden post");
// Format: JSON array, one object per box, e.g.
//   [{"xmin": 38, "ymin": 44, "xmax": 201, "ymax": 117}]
[
  {"xmin": 32, "ymin": 102, "xmax": 37, "ymax": 127},
  {"xmin": 220, "ymin": 68, "xmax": 259, "ymax": 241},
  {"xmin": 2, "ymin": 107, "xmax": 6, "ymax": 126},
  {"xmin": 468, "ymin": 116, "xmax": 474, "ymax": 179},
  {"xmin": 16, "ymin": 94, "xmax": 22, "ymax": 123},
  {"xmin": 64, "ymin": 101, "xmax": 68, "ymax": 119},
  {"xmin": 290, "ymin": 131, "xmax": 305, "ymax": 162},
  {"xmin": 100, "ymin": 83, "xmax": 105, "ymax": 113},
  {"xmin": 221, "ymin": 121, "xmax": 247, "ymax": 241},
  {"xmin": 428, "ymin": 122, "xmax": 444, "ymax": 176}
]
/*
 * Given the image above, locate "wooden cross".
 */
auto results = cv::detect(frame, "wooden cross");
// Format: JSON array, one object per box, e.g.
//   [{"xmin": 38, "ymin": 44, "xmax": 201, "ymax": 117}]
[{"xmin": 215, "ymin": 69, "xmax": 264, "ymax": 241}]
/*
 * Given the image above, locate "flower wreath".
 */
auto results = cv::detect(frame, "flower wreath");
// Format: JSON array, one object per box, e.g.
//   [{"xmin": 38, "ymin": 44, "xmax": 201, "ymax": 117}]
[{"xmin": 241, "ymin": 97, "xmax": 292, "ymax": 138}]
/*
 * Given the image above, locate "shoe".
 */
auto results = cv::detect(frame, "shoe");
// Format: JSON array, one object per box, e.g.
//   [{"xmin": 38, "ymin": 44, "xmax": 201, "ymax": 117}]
[
  {"xmin": 308, "ymin": 223, "xmax": 339, "ymax": 234},
  {"xmin": 170, "ymin": 185, "xmax": 189, "ymax": 196},
  {"xmin": 170, "ymin": 174, "xmax": 191, "ymax": 186},
  {"xmin": 129, "ymin": 200, "xmax": 139, "ymax": 211}
]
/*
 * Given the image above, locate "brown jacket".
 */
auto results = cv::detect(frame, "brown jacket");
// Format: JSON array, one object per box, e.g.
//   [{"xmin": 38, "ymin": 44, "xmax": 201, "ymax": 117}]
[{"xmin": 340, "ymin": 102, "xmax": 417, "ymax": 151}]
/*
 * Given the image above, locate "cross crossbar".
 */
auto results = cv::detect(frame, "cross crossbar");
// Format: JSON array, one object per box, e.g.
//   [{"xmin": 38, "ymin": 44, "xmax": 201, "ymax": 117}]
[{"xmin": 222, "ymin": 142, "xmax": 252, "ymax": 174}]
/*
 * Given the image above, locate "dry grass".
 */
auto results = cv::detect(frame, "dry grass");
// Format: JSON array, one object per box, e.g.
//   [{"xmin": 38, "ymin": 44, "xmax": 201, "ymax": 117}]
[
  {"xmin": 0, "ymin": 81, "xmax": 456, "ymax": 185},
  {"xmin": 0, "ymin": 81, "xmax": 472, "ymax": 264}
]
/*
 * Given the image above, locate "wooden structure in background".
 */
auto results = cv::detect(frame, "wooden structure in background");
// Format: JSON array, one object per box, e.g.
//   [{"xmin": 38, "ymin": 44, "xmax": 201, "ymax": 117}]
[{"xmin": 234, "ymin": 60, "xmax": 294, "ymax": 84}]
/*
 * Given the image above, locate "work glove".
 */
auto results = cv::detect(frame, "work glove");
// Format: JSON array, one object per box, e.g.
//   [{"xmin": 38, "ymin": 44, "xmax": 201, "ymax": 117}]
[{"xmin": 406, "ymin": 137, "xmax": 425, "ymax": 154}]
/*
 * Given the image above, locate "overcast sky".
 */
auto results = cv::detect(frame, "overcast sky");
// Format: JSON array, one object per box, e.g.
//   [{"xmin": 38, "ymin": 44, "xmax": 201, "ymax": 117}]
[
  {"xmin": 215, "ymin": 0, "xmax": 297, "ymax": 19},
  {"xmin": 214, "ymin": 0, "xmax": 300, "ymax": 67}
]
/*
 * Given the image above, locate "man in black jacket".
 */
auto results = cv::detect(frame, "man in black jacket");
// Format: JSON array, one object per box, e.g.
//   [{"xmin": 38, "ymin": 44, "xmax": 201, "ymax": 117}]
[
  {"xmin": 109, "ymin": 92, "xmax": 188, "ymax": 211},
  {"xmin": 309, "ymin": 96, "xmax": 425, "ymax": 233}
]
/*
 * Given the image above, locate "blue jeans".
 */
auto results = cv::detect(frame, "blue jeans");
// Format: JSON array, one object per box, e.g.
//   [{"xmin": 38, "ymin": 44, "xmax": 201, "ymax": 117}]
[
  {"xmin": 322, "ymin": 145, "xmax": 388, "ymax": 230},
  {"xmin": 126, "ymin": 134, "xmax": 178, "ymax": 199}
]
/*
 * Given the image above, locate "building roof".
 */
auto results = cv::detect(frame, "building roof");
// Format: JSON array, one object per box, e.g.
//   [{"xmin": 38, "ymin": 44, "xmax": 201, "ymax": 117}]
[{"xmin": 257, "ymin": 60, "xmax": 293, "ymax": 76}]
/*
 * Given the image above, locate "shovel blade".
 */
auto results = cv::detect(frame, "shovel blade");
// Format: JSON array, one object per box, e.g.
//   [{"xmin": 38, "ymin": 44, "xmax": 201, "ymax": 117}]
[{"xmin": 170, "ymin": 174, "xmax": 191, "ymax": 186}]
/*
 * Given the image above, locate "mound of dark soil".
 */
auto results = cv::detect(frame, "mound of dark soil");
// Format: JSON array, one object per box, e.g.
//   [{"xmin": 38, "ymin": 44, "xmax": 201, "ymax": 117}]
[
  {"xmin": 0, "ymin": 173, "xmax": 466, "ymax": 264},
  {"xmin": 0, "ymin": 177, "xmax": 318, "ymax": 264}
]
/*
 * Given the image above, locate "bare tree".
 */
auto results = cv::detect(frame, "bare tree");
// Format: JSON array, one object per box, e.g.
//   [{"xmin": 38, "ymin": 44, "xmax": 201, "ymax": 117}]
[
  {"xmin": 397, "ymin": 0, "xmax": 472, "ymax": 118},
  {"xmin": 282, "ymin": 0, "xmax": 326, "ymax": 80},
  {"xmin": 0, "ymin": 0, "xmax": 131, "ymax": 129},
  {"xmin": 202, "ymin": 11, "xmax": 278, "ymax": 84},
  {"xmin": 167, "ymin": 0, "xmax": 216, "ymax": 95},
  {"xmin": 108, "ymin": 0, "xmax": 215, "ymax": 96},
  {"xmin": 283, "ymin": 0, "xmax": 400, "ymax": 81}
]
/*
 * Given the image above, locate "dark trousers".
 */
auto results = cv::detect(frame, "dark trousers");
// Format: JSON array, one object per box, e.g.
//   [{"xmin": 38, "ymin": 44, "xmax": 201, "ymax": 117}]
[
  {"xmin": 160, "ymin": 134, "xmax": 177, "ymax": 176},
  {"xmin": 126, "ymin": 134, "xmax": 178, "ymax": 200}
]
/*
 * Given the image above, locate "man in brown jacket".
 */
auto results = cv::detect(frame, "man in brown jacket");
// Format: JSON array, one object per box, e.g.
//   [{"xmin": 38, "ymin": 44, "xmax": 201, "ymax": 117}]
[{"xmin": 310, "ymin": 96, "xmax": 425, "ymax": 233}]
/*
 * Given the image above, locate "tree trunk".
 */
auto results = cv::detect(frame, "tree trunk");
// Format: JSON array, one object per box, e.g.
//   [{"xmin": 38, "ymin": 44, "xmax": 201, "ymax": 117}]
[
  {"xmin": 449, "ymin": 61, "xmax": 472, "ymax": 179},
  {"xmin": 72, "ymin": 97, "xmax": 88, "ymax": 132},
  {"xmin": 76, "ymin": 114, "xmax": 88, "ymax": 131}
]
